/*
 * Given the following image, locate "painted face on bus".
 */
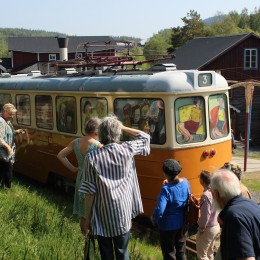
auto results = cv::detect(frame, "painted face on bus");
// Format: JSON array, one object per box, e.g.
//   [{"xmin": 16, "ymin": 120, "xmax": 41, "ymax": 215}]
[
  {"xmin": 217, "ymin": 97, "xmax": 225, "ymax": 109},
  {"xmin": 134, "ymin": 109, "xmax": 140, "ymax": 124},
  {"xmin": 41, "ymin": 103, "xmax": 51, "ymax": 120},
  {"xmin": 195, "ymin": 98, "xmax": 201, "ymax": 108},
  {"xmin": 60, "ymin": 103, "xmax": 67, "ymax": 119},
  {"xmin": 83, "ymin": 101, "xmax": 93, "ymax": 117},
  {"xmin": 96, "ymin": 101, "xmax": 105, "ymax": 118},
  {"xmin": 141, "ymin": 104, "xmax": 150, "ymax": 119}
]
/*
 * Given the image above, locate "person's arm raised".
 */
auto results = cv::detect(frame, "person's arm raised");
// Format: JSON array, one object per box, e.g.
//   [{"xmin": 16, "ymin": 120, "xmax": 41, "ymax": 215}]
[{"xmin": 121, "ymin": 124, "xmax": 143, "ymax": 137}]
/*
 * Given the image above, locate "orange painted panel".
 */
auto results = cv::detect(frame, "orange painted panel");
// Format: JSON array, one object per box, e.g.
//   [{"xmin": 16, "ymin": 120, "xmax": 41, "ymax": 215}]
[{"xmin": 136, "ymin": 140, "xmax": 232, "ymax": 217}]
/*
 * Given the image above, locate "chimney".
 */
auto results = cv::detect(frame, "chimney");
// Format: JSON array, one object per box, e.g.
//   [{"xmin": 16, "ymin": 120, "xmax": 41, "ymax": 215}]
[{"xmin": 57, "ymin": 37, "xmax": 69, "ymax": 61}]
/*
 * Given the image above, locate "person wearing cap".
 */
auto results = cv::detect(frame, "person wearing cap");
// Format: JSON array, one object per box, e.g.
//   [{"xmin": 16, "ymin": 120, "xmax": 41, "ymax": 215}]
[
  {"xmin": 0, "ymin": 103, "xmax": 25, "ymax": 188},
  {"xmin": 151, "ymin": 159, "xmax": 190, "ymax": 259}
]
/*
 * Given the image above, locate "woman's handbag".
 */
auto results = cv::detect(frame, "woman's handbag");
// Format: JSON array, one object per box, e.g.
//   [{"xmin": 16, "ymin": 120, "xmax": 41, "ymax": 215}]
[
  {"xmin": 184, "ymin": 179, "xmax": 200, "ymax": 225},
  {"xmin": 185, "ymin": 194, "xmax": 200, "ymax": 225},
  {"xmin": 83, "ymin": 232, "xmax": 96, "ymax": 260}
]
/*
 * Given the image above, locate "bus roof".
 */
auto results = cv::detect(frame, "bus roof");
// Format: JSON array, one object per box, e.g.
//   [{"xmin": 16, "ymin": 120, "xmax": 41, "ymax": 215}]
[{"xmin": 0, "ymin": 70, "xmax": 228, "ymax": 93}]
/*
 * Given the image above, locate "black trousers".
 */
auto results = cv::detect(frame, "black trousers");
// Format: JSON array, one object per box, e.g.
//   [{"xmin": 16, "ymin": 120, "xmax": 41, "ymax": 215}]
[
  {"xmin": 97, "ymin": 231, "xmax": 130, "ymax": 260},
  {"xmin": 159, "ymin": 227, "xmax": 188, "ymax": 260},
  {"xmin": 0, "ymin": 160, "xmax": 13, "ymax": 188}
]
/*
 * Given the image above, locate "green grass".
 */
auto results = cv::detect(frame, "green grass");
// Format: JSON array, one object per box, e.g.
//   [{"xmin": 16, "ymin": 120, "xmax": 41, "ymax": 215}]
[
  {"xmin": 0, "ymin": 175, "xmax": 163, "ymax": 260},
  {"xmin": 234, "ymin": 149, "xmax": 260, "ymax": 191},
  {"xmin": 2, "ymin": 167, "xmax": 259, "ymax": 259},
  {"xmin": 242, "ymin": 177, "xmax": 260, "ymax": 191}
]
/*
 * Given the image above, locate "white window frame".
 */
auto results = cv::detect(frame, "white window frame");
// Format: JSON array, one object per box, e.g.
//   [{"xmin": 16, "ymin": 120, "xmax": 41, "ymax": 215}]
[
  {"xmin": 244, "ymin": 48, "xmax": 258, "ymax": 70},
  {"xmin": 49, "ymin": 54, "xmax": 57, "ymax": 61}
]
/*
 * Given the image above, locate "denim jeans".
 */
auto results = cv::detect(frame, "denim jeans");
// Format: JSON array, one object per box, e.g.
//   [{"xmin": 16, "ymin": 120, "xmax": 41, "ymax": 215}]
[{"xmin": 97, "ymin": 231, "xmax": 130, "ymax": 260}]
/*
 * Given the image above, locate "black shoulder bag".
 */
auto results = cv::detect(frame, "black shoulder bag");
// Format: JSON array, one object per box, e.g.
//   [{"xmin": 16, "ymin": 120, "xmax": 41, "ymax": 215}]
[{"xmin": 83, "ymin": 232, "xmax": 96, "ymax": 260}]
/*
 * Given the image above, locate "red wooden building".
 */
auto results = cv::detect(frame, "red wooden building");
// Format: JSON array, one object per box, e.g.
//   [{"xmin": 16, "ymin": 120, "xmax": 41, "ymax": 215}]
[
  {"xmin": 165, "ymin": 33, "xmax": 260, "ymax": 145},
  {"xmin": 8, "ymin": 36, "xmax": 117, "ymax": 74}
]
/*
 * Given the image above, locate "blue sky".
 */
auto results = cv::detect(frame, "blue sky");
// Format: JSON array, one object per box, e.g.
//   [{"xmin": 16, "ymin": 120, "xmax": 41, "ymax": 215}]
[{"xmin": 2, "ymin": 0, "xmax": 259, "ymax": 40}]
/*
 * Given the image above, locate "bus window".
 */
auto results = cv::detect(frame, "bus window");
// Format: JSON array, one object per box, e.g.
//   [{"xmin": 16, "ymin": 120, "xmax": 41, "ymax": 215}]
[
  {"xmin": 56, "ymin": 96, "xmax": 77, "ymax": 134},
  {"xmin": 80, "ymin": 98, "xmax": 108, "ymax": 134},
  {"xmin": 175, "ymin": 96, "xmax": 206, "ymax": 144},
  {"xmin": 16, "ymin": 95, "xmax": 31, "ymax": 126},
  {"xmin": 36, "ymin": 95, "xmax": 53, "ymax": 130},
  {"xmin": 114, "ymin": 98, "xmax": 166, "ymax": 144},
  {"xmin": 209, "ymin": 94, "xmax": 229, "ymax": 139},
  {"xmin": 0, "ymin": 94, "xmax": 12, "ymax": 111}
]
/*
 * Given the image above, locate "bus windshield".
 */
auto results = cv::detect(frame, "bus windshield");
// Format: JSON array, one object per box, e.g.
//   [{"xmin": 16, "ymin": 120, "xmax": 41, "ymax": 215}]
[
  {"xmin": 209, "ymin": 94, "xmax": 229, "ymax": 140},
  {"xmin": 175, "ymin": 96, "xmax": 206, "ymax": 144}
]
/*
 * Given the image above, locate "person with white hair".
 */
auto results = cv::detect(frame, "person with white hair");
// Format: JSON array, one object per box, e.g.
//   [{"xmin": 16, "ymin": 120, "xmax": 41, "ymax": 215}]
[
  {"xmin": 211, "ymin": 169, "xmax": 260, "ymax": 260},
  {"xmin": 0, "ymin": 103, "xmax": 24, "ymax": 188},
  {"xmin": 221, "ymin": 162, "xmax": 251, "ymax": 199},
  {"xmin": 79, "ymin": 115, "xmax": 150, "ymax": 260}
]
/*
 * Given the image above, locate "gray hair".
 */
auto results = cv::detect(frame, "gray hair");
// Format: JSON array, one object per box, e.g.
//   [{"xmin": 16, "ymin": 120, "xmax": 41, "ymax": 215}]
[
  {"xmin": 211, "ymin": 169, "xmax": 241, "ymax": 201},
  {"xmin": 3, "ymin": 103, "xmax": 17, "ymax": 113},
  {"xmin": 98, "ymin": 115, "xmax": 122, "ymax": 145}
]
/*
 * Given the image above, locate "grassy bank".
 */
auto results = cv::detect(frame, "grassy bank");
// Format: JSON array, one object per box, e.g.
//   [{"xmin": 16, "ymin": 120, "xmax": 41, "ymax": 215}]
[
  {"xmin": 242, "ymin": 173, "xmax": 260, "ymax": 191},
  {"xmin": 0, "ymin": 175, "xmax": 162, "ymax": 260}
]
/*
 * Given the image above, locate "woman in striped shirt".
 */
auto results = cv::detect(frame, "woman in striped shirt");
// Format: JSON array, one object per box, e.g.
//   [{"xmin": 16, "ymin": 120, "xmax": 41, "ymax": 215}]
[{"xmin": 79, "ymin": 115, "xmax": 150, "ymax": 260}]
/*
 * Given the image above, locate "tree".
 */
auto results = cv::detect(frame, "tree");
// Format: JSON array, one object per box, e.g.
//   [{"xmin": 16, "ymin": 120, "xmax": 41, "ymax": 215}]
[
  {"xmin": 210, "ymin": 16, "xmax": 247, "ymax": 36},
  {"xmin": 249, "ymin": 7, "xmax": 260, "ymax": 34},
  {"xmin": 0, "ymin": 38, "xmax": 9, "ymax": 58},
  {"xmin": 238, "ymin": 8, "xmax": 250, "ymax": 29},
  {"xmin": 143, "ymin": 29, "xmax": 172, "ymax": 60},
  {"xmin": 169, "ymin": 10, "xmax": 208, "ymax": 51}
]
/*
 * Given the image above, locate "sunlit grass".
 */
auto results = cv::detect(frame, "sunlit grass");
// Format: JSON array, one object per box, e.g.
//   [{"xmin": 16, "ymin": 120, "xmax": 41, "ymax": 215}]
[
  {"xmin": 242, "ymin": 175, "xmax": 260, "ymax": 191},
  {"xmin": 0, "ymin": 175, "xmax": 164, "ymax": 259}
]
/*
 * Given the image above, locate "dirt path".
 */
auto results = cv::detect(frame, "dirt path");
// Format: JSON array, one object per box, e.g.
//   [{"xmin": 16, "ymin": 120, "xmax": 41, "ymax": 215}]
[{"xmin": 242, "ymin": 171, "xmax": 260, "ymax": 179}]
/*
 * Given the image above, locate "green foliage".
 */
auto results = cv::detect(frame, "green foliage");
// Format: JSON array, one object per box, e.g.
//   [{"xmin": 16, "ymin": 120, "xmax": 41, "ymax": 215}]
[
  {"xmin": 165, "ymin": 8, "xmax": 260, "ymax": 52},
  {"xmin": 169, "ymin": 10, "xmax": 209, "ymax": 51},
  {"xmin": 210, "ymin": 16, "xmax": 248, "ymax": 36},
  {"xmin": 0, "ymin": 27, "xmax": 65, "ymax": 38},
  {"xmin": 112, "ymin": 36, "xmax": 142, "ymax": 44},
  {"xmin": 143, "ymin": 29, "xmax": 172, "ymax": 60},
  {"xmin": 0, "ymin": 38, "xmax": 9, "ymax": 58}
]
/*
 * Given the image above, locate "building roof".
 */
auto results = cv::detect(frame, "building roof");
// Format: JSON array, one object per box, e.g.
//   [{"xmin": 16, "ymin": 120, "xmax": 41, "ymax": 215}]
[
  {"xmin": 171, "ymin": 33, "xmax": 260, "ymax": 70},
  {"xmin": 8, "ymin": 36, "xmax": 117, "ymax": 53},
  {"xmin": 0, "ymin": 64, "xmax": 6, "ymax": 72},
  {"xmin": 0, "ymin": 58, "xmax": 12, "ymax": 70}
]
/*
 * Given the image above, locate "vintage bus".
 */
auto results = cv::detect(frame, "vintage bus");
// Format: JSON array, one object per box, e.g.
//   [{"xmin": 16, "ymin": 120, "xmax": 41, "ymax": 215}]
[{"xmin": 0, "ymin": 68, "xmax": 232, "ymax": 216}]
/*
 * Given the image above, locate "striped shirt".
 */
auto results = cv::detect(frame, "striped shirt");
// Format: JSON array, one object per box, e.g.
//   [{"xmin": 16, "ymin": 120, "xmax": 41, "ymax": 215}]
[{"xmin": 79, "ymin": 132, "xmax": 150, "ymax": 237}]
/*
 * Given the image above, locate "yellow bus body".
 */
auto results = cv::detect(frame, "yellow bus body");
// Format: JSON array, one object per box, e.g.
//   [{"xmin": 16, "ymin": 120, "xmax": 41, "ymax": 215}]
[{"xmin": 0, "ymin": 70, "xmax": 232, "ymax": 217}]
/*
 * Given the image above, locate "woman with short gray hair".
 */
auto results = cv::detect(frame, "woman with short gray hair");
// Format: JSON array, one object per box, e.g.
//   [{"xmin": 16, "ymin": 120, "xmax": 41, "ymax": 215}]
[
  {"xmin": 0, "ymin": 103, "xmax": 24, "ymax": 188},
  {"xmin": 79, "ymin": 115, "xmax": 150, "ymax": 260}
]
